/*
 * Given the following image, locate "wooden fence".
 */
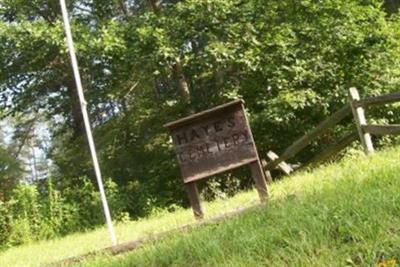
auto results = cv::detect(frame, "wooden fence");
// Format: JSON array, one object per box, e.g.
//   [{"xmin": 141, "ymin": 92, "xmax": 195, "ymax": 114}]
[{"xmin": 263, "ymin": 88, "xmax": 400, "ymax": 177}]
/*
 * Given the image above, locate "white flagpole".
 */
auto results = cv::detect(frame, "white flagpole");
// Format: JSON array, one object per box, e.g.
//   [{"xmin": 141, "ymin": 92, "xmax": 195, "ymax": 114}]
[{"xmin": 59, "ymin": 0, "xmax": 117, "ymax": 246}]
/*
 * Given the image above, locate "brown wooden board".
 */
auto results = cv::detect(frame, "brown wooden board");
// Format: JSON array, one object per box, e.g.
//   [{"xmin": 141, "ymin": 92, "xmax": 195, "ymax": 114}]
[
  {"xmin": 362, "ymin": 124, "xmax": 400, "ymax": 136},
  {"xmin": 165, "ymin": 100, "xmax": 259, "ymax": 183}
]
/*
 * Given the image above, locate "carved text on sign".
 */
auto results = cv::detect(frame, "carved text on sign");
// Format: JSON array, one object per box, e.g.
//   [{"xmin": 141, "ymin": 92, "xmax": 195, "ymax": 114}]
[
  {"xmin": 165, "ymin": 100, "xmax": 258, "ymax": 183},
  {"xmin": 174, "ymin": 117, "xmax": 250, "ymax": 163}
]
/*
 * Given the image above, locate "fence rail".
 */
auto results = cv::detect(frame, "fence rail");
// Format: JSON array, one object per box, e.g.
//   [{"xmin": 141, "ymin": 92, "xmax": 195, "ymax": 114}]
[
  {"xmin": 356, "ymin": 92, "xmax": 400, "ymax": 108},
  {"xmin": 307, "ymin": 130, "xmax": 358, "ymax": 167},
  {"xmin": 362, "ymin": 124, "xmax": 400, "ymax": 136},
  {"xmin": 264, "ymin": 88, "xmax": 400, "ymax": 176},
  {"xmin": 264, "ymin": 105, "xmax": 351, "ymax": 170}
]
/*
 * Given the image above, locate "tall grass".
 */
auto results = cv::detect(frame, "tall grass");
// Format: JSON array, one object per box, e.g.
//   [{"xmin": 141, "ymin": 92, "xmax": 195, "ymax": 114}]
[
  {"xmin": 2, "ymin": 148, "xmax": 400, "ymax": 267},
  {"xmin": 77, "ymin": 148, "xmax": 400, "ymax": 267},
  {"xmin": 0, "ymin": 185, "xmax": 260, "ymax": 267}
]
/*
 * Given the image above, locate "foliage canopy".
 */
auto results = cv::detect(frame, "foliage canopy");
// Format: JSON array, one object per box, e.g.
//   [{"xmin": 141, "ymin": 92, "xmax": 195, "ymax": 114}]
[{"xmin": 1, "ymin": 0, "xmax": 400, "ymax": 239}]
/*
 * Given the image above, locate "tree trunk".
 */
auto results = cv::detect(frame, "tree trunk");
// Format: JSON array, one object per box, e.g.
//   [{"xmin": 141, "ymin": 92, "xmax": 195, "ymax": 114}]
[
  {"xmin": 172, "ymin": 62, "xmax": 191, "ymax": 105},
  {"xmin": 66, "ymin": 79, "xmax": 86, "ymax": 138},
  {"xmin": 214, "ymin": 68, "xmax": 224, "ymax": 90},
  {"xmin": 148, "ymin": 0, "xmax": 161, "ymax": 15},
  {"xmin": 384, "ymin": 0, "xmax": 400, "ymax": 14},
  {"xmin": 148, "ymin": 1, "xmax": 192, "ymax": 108}
]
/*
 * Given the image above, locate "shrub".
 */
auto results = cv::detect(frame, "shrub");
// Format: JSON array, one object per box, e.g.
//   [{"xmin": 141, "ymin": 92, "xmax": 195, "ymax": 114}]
[
  {"xmin": 0, "ymin": 178, "xmax": 128, "ymax": 248},
  {"xmin": 0, "ymin": 200, "xmax": 10, "ymax": 247}
]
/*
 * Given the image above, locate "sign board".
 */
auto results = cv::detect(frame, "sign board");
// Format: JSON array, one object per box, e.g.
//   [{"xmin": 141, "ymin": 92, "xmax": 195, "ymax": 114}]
[
  {"xmin": 165, "ymin": 99, "xmax": 268, "ymax": 219},
  {"xmin": 165, "ymin": 100, "xmax": 258, "ymax": 183}
]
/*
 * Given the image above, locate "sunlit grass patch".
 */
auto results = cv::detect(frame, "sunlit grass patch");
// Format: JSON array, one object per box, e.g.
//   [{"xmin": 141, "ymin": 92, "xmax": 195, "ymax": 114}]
[{"xmin": 2, "ymin": 147, "xmax": 400, "ymax": 267}]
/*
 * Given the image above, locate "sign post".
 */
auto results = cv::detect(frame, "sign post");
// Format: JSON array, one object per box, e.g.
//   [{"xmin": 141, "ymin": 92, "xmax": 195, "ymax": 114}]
[{"xmin": 165, "ymin": 100, "xmax": 268, "ymax": 218}]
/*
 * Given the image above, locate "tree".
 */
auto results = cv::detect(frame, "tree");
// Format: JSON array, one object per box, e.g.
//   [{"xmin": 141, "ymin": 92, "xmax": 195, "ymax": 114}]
[
  {"xmin": 0, "ymin": 146, "xmax": 22, "ymax": 201},
  {"xmin": 2, "ymin": 0, "xmax": 400, "ymax": 218}
]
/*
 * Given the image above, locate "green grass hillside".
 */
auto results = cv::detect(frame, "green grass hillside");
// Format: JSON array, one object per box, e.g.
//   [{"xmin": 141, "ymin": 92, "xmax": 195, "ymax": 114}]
[
  {"xmin": 76, "ymin": 148, "xmax": 400, "ymax": 267},
  {"xmin": 2, "ymin": 147, "xmax": 400, "ymax": 267}
]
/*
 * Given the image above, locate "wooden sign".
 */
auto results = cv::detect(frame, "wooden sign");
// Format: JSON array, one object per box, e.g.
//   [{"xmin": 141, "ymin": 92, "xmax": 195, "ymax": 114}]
[{"xmin": 165, "ymin": 100, "xmax": 268, "ymax": 218}]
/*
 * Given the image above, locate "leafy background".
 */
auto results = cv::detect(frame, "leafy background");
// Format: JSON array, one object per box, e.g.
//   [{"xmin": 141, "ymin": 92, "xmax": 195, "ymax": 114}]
[{"xmin": 1, "ymin": 0, "xmax": 400, "ymax": 248}]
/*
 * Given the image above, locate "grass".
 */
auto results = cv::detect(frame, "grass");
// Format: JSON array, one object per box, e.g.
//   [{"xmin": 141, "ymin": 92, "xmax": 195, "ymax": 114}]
[
  {"xmin": 0, "ymin": 183, "xmax": 260, "ymax": 267},
  {"xmin": 2, "ymin": 147, "xmax": 400, "ymax": 266}
]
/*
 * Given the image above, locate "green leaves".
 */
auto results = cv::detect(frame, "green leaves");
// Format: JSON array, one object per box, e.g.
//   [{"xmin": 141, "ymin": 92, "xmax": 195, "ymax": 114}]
[{"xmin": 2, "ymin": 0, "xmax": 400, "ymax": 225}]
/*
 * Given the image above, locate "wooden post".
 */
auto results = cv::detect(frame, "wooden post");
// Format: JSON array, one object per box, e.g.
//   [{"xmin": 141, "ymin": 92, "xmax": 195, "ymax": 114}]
[
  {"xmin": 266, "ymin": 151, "xmax": 293, "ymax": 175},
  {"xmin": 264, "ymin": 169, "xmax": 273, "ymax": 184},
  {"xmin": 185, "ymin": 182, "xmax": 204, "ymax": 219},
  {"xmin": 249, "ymin": 160, "xmax": 268, "ymax": 203},
  {"xmin": 348, "ymin": 87, "xmax": 374, "ymax": 154}
]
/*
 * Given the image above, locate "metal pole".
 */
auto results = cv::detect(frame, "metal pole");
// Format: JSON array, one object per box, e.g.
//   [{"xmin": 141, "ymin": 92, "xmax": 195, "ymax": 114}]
[{"xmin": 59, "ymin": 0, "xmax": 117, "ymax": 246}]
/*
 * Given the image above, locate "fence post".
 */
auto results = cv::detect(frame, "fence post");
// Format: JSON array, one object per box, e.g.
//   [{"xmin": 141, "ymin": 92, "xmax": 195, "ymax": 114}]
[{"xmin": 348, "ymin": 88, "xmax": 374, "ymax": 154}]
